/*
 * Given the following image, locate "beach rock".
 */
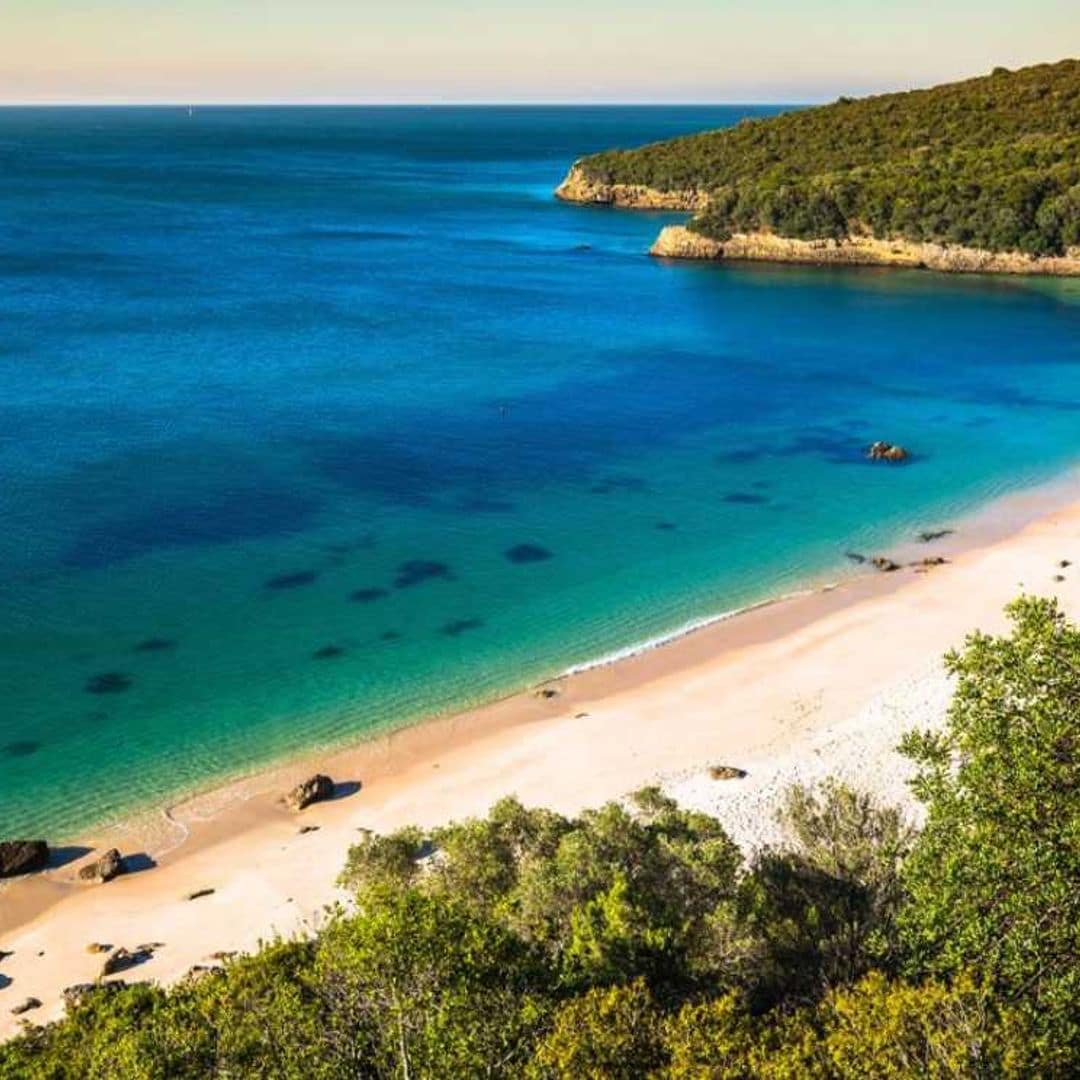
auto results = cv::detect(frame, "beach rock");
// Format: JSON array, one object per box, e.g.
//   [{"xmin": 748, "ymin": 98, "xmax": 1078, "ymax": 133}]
[
  {"xmin": 78, "ymin": 848, "xmax": 124, "ymax": 883},
  {"xmin": 867, "ymin": 441, "xmax": 909, "ymax": 463},
  {"xmin": 286, "ymin": 774, "xmax": 334, "ymax": 811},
  {"xmin": 918, "ymin": 529, "xmax": 953, "ymax": 543},
  {"xmin": 182, "ymin": 964, "xmax": 220, "ymax": 983},
  {"xmin": 10, "ymin": 997, "xmax": 41, "ymax": 1016},
  {"xmin": 913, "ymin": 556, "xmax": 948, "ymax": 568},
  {"xmin": 86, "ymin": 942, "xmax": 112, "ymax": 954},
  {"xmin": 186, "ymin": 888, "xmax": 215, "ymax": 901},
  {"xmin": 709, "ymin": 765, "xmax": 748, "ymax": 780},
  {"xmin": 102, "ymin": 946, "xmax": 152, "ymax": 976},
  {"xmin": 871, "ymin": 557, "xmax": 901, "ymax": 572},
  {"xmin": 535, "ymin": 687, "xmax": 559, "ymax": 700},
  {"xmin": 0, "ymin": 840, "xmax": 49, "ymax": 878},
  {"xmin": 62, "ymin": 983, "xmax": 100, "ymax": 1009}
]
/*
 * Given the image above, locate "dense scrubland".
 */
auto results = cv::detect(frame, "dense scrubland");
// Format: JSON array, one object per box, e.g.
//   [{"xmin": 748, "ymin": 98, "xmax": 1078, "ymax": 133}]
[
  {"xmin": 3, "ymin": 596, "xmax": 1079, "ymax": 1077},
  {"xmin": 575, "ymin": 60, "xmax": 1080, "ymax": 256}
]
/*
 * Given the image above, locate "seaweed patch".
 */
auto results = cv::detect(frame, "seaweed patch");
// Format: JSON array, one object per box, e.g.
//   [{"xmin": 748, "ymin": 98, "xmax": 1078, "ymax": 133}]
[
  {"xmin": 86, "ymin": 672, "xmax": 132, "ymax": 694},
  {"xmin": 393, "ymin": 560, "xmax": 453, "ymax": 588},
  {"xmin": 504, "ymin": 543, "xmax": 553, "ymax": 564}
]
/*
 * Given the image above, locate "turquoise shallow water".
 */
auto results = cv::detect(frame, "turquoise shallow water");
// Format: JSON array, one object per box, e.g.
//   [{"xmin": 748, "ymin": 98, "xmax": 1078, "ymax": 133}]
[{"xmin": 2, "ymin": 106, "xmax": 1080, "ymax": 839}]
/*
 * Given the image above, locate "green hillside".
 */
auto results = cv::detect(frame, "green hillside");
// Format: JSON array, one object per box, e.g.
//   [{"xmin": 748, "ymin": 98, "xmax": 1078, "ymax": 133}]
[{"xmin": 577, "ymin": 60, "xmax": 1080, "ymax": 255}]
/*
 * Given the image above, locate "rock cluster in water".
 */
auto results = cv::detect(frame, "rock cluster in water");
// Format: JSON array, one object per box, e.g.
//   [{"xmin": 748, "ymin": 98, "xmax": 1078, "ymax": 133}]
[{"xmin": 867, "ymin": 441, "xmax": 910, "ymax": 463}]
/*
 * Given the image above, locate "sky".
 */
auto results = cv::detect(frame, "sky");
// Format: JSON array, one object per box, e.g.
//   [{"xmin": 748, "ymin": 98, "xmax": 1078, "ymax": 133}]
[{"xmin": 2, "ymin": 0, "xmax": 1077, "ymax": 104}]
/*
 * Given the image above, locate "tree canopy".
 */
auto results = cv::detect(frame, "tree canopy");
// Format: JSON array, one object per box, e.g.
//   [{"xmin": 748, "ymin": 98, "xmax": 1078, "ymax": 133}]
[{"xmin": 575, "ymin": 60, "xmax": 1080, "ymax": 256}]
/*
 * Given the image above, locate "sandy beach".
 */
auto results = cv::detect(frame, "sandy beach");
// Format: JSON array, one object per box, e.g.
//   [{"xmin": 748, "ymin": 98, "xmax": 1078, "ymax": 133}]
[{"xmin": 2, "ymin": 476, "xmax": 1079, "ymax": 1037}]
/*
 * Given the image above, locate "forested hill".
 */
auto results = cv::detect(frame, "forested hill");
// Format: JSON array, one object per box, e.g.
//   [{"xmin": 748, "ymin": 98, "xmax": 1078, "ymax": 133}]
[{"xmin": 567, "ymin": 60, "xmax": 1080, "ymax": 257}]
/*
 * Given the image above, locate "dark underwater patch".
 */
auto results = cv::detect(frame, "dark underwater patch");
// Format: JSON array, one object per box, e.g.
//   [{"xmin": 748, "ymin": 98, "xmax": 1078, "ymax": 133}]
[
  {"xmin": 441, "ymin": 619, "xmax": 484, "ymax": 637},
  {"xmin": 589, "ymin": 475, "xmax": 648, "ymax": 495},
  {"xmin": 393, "ymin": 560, "xmax": 453, "ymax": 588},
  {"xmin": 313, "ymin": 645, "xmax": 346, "ymax": 660},
  {"xmin": 505, "ymin": 543, "xmax": 553, "ymax": 564},
  {"xmin": 714, "ymin": 449, "xmax": 761, "ymax": 465},
  {"xmin": 133, "ymin": 638, "xmax": 176, "ymax": 653},
  {"xmin": 458, "ymin": 496, "xmax": 517, "ymax": 514},
  {"xmin": 265, "ymin": 570, "xmax": 318, "ymax": 591},
  {"xmin": 64, "ymin": 489, "xmax": 321, "ymax": 570},
  {"xmin": 723, "ymin": 492, "xmax": 769, "ymax": 505},
  {"xmin": 380, "ymin": 630, "xmax": 402, "ymax": 641},
  {"xmin": 4, "ymin": 740, "xmax": 40, "ymax": 758},
  {"xmin": 86, "ymin": 672, "xmax": 132, "ymax": 695},
  {"xmin": 655, "ymin": 521, "xmax": 678, "ymax": 531},
  {"xmin": 349, "ymin": 587, "xmax": 389, "ymax": 604}
]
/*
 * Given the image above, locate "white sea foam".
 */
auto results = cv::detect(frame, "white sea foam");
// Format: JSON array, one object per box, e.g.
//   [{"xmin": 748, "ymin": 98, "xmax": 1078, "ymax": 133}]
[{"xmin": 558, "ymin": 586, "xmax": 829, "ymax": 678}]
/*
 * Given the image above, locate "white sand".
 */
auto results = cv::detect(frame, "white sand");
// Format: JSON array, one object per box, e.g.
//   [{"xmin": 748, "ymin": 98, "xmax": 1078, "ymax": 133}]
[
  {"xmin": 1, "ymin": 484, "xmax": 1078, "ymax": 1038},
  {"xmin": 661, "ymin": 662, "xmax": 954, "ymax": 852}
]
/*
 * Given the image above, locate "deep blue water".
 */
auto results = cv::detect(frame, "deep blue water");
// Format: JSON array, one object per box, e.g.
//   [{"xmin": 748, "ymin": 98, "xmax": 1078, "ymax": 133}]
[{"xmin": 2, "ymin": 106, "xmax": 1079, "ymax": 838}]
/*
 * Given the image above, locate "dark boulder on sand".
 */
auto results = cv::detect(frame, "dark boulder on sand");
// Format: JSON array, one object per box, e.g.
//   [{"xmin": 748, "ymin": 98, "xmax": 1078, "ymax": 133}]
[
  {"xmin": 871, "ymin": 556, "xmax": 901, "ymax": 572},
  {"xmin": 285, "ymin": 774, "xmax": 334, "ymax": 811},
  {"xmin": 0, "ymin": 840, "xmax": 49, "ymax": 878},
  {"xmin": 11, "ymin": 997, "xmax": 42, "ymax": 1016},
  {"xmin": 102, "ymin": 946, "xmax": 153, "ymax": 976},
  {"xmin": 78, "ymin": 848, "xmax": 125, "ymax": 884},
  {"xmin": 867, "ymin": 441, "xmax": 909, "ymax": 463},
  {"xmin": 709, "ymin": 765, "xmax": 748, "ymax": 780}
]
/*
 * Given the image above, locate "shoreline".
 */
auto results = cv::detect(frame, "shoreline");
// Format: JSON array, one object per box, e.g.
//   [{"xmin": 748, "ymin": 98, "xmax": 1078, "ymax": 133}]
[
  {"xmin": 650, "ymin": 225, "xmax": 1080, "ymax": 277},
  {"xmin": 2, "ymin": 469, "xmax": 1079, "ymax": 1035}
]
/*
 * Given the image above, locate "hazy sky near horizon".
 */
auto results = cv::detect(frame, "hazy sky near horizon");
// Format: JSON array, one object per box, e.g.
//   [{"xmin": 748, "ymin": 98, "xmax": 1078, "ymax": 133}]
[{"xmin": 3, "ymin": 1, "xmax": 1077, "ymax": 104}]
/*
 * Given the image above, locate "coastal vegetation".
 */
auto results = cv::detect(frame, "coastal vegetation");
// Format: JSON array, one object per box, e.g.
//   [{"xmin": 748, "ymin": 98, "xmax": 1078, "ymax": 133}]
[
  {"xmin": 566, "ymin": 60, "xmax": 1080, "ymax": 257},
  {"xmin": 3, "ymin": 596, "xmax": 1079, "ymax": 1077}
]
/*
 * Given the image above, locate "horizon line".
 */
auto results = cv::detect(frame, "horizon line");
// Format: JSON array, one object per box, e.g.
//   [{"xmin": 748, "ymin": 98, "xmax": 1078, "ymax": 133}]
[{"xmin": 0, "ymin": 99, "xmax": 816, "ymax": 109}]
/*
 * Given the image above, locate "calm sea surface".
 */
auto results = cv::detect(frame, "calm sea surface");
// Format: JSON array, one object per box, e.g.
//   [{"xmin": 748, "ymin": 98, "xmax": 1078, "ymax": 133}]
[{"xmin": 2, "ymin": 106, "xmax": 1079, "ymax": 838}]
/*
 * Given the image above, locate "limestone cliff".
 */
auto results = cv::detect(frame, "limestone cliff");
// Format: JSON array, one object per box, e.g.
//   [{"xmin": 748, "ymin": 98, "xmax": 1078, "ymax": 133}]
[
  {"xmin": 650, "ymin": 225, "xmax": 1080, "ymax": 277},
  {"xmin": 555, "ymin": 165, "xmax": 708, "ymax": 212}
]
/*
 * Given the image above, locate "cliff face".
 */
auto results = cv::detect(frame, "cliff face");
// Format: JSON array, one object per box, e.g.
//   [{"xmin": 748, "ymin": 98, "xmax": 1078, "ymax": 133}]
[
  {"xmin": 650, "ymin": 225, "xmax": 1080, "ymax": 277},
  {"xmin": 555, "ymin": 165, "xmax": 708, "ymax": 212}
]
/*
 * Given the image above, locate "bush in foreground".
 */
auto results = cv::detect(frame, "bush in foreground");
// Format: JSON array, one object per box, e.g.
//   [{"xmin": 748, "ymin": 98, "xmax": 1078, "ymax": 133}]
[{"xmin": 3, "ymin": 596, "xmax": 1077, "ymax": 1078}]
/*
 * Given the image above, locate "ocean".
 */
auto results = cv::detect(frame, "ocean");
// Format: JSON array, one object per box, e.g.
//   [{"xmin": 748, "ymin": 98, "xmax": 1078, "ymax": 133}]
[{"xmin": 2, "ymin": 105, "xmax": 1079, "ymax": 839}]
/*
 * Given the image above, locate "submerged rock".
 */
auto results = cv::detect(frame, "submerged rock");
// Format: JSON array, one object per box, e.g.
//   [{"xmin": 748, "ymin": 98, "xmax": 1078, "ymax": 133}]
[
  {"xmin": 79, "ymin": 848, "xmax": 125, "ymax": 884},
  {"xmin": 0, "ymin": 840, "xmax": 49, "ymax": 878},
  {"xmin": 286, "ymin": 774, "xmax": 334, "ymax": 811},
  {"xmin": 867, "ymin": 441, "xmax": 909, "ymax": 463}
]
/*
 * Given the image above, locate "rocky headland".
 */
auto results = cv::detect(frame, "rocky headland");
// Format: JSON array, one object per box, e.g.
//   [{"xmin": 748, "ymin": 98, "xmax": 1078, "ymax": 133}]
[{"xmin": 648, "ymin": 224, "xmax": 1080, "ymax": 276}]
